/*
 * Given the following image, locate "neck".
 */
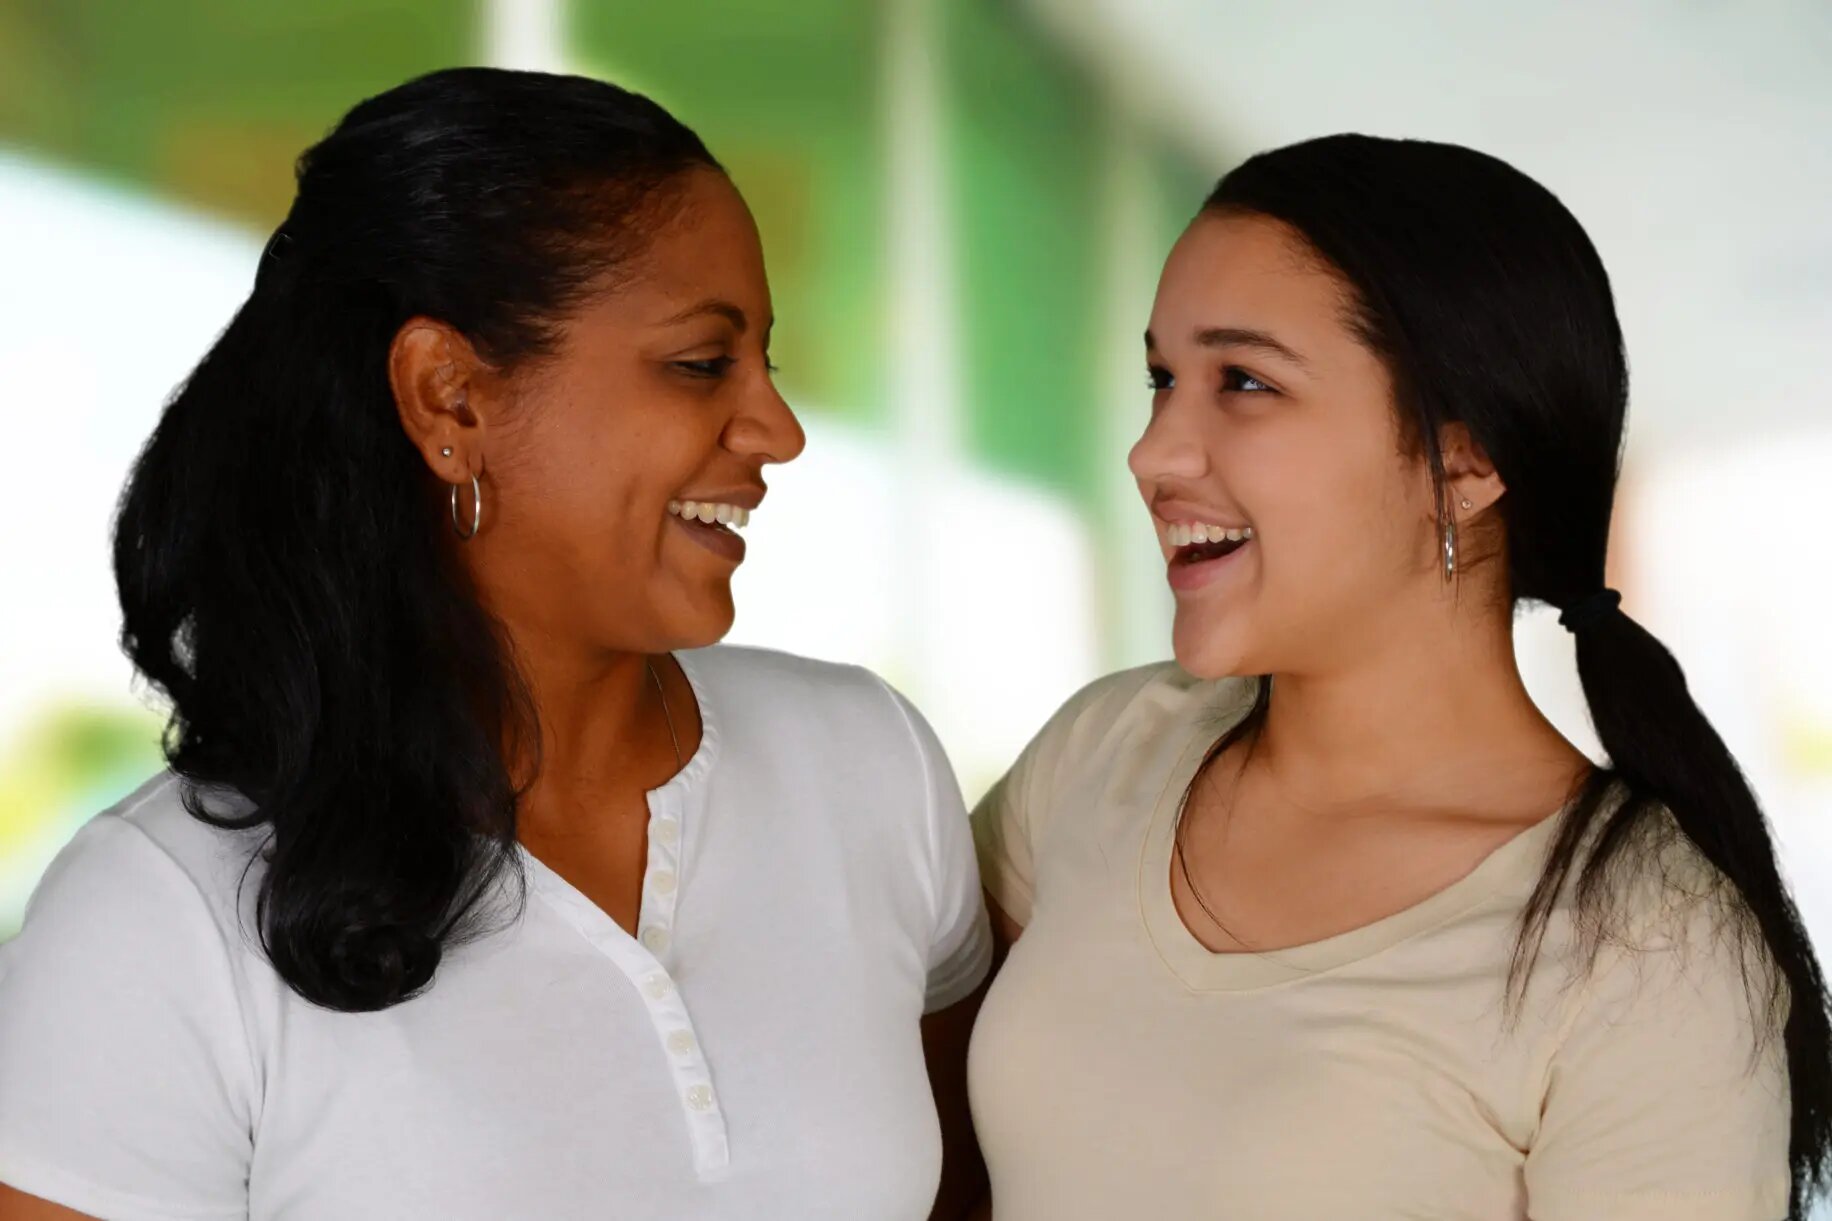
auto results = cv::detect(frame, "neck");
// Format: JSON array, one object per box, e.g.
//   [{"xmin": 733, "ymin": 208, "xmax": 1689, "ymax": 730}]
[
  {"xmin": 1253, "ymin": 591, "xmax": 1580, "ymax": 816},
  {"xmin": 508, "ymin": 633, "xmax": 690, "ymax": 834}
]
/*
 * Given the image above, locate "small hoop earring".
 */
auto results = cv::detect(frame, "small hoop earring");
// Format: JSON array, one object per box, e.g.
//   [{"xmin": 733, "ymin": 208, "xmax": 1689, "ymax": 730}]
[
  {"xmin": 1442, "ymin": 519, "xmax": 1459, "ymax": 582},
  {"xmin": 451, "ymin": 473, "xmax": 483, "ymax": 539}
]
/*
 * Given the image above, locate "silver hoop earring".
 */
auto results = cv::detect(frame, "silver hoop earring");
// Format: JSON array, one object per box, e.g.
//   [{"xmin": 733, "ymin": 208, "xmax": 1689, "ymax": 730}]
[
  {"xmin": 451, "ymin": 474, "xmax": 483, "ymax": 539},
  {"xmin": 1441, "ymin": 519, "xmax": 1459, "ymax": 582}
]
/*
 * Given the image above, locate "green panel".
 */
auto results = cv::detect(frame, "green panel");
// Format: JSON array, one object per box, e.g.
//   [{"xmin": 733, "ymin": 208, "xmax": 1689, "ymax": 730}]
[
  {"xmin": 1156, "ymin": 140, "xmax": 1211, "ymax": 249},
  {"xmin": 0, "ymin": 0, "xmax": 477, "ymax": 225},
  {"xmin": 944, "ymin": 0, "xmax": 1104, "ymax": 498},
  {"xmin": 573, "ymin": 0, "xmax": 883, "ymax": 421}
]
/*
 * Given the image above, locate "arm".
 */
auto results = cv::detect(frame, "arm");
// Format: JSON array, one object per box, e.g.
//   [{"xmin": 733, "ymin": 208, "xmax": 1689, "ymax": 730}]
[
  {"xmin": 926, "ymin": 892, "xmax": 1024, "ymax": 1221},
  {"xmin": 0, "ymin": 1186, "xmax": 99, "ymax": 1221},
  {"xmin": 924, "ymin": 973, "xmax": 994, "ymax": 1221}
]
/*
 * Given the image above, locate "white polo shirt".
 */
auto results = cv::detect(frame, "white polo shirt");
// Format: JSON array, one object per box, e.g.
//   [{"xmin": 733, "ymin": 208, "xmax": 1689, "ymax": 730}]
[{"xmin": 0, "ymin": 646, "xmax": 992, "ymax": 1221}]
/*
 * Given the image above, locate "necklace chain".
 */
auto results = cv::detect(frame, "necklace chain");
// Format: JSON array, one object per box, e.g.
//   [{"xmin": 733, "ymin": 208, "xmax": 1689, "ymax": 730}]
[{"xmin": 646, "ymin": 659, "xmax": 684, "ymax": 769}]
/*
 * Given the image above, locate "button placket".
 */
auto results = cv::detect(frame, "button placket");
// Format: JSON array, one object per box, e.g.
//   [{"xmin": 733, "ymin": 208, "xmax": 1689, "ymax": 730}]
[
  {"xmin": 637, "ymin": 789, "xmax": 685, "ymax": 964},
  {"xmin": 634, "ymin": 787, "xmax": 729, "ymax": 1179},
  {"xmin": 519, "ymin": 791, "xmax": 729, "ymax": 1181}
]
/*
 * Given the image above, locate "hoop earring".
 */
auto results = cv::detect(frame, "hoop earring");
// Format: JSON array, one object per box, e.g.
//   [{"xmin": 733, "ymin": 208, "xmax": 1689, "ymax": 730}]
[
  {"xmin": 1441, "ymin": 519, "xmax": 1459, "ymax": 582},
  {"xmin": 451, "ymin": 474, "xmax": 483, "ymax": 540}
]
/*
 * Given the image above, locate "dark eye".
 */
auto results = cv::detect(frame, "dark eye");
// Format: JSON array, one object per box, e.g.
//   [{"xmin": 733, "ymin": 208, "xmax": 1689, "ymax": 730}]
[
  {"xmin": 1222, "ymin": 366, "xmax": 1274, "ymax": 393},
  {"xmin": 1147, "ymin": 364, "xmax": 1174, "ymax": 392},
  {"xmin": 674, "ymin": 356, "xmax": 736, "ymax": 378}
]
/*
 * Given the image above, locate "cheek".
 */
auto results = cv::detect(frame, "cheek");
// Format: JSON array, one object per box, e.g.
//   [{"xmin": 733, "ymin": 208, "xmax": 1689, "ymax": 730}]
[
  {"xmin": 1239, "ymin": 417, "xmax": 1420, "ymax": 605},
  {"xmin": 495, "ymin": 392, "xmax": 692, "ymax": 572}
]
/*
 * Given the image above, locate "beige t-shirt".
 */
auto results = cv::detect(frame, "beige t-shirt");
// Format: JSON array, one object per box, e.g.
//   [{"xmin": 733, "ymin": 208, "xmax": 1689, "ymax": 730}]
[{"xmin": 968, "ymin": 663, "xmax": 1790, "ymax": 1221}]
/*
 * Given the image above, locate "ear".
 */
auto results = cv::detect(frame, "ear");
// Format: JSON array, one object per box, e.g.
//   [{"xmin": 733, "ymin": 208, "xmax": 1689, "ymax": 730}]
[
  {"xmin": 1437, "ymin": 421, "xmax": 1506, "ymax": 521},
  {"xmin": 388, "ymin": 317, "xmax": 492, "ymax": 482}
]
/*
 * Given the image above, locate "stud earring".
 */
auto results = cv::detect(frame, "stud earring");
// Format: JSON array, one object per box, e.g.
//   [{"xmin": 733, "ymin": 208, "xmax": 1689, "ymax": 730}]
[
  {"xmin": 1459, "ymin": 497, "xmax": 1473, "ymax": 511},
  {"xmin": 440, "ymin": 447, "xmax": 453, "ymax": 458}
]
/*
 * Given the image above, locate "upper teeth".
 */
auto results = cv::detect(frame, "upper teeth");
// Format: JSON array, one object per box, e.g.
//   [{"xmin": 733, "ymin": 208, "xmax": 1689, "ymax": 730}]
[
  {"xmin": 669, "ymin": 500, "xmax": 751, "ymax": 528},
  {"xmin": 1168, "ymin": 522, "xmax": 1252, "ymax": 547}
]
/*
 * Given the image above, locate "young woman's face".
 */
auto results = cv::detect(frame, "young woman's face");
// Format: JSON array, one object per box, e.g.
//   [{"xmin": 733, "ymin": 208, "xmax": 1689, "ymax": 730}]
[
  {"xmin": 453, "ymin": 168, "xmax": 805, "ymax": 657},
  {"xmin": 1131, "ymin": 211, "xmax": 1444, "ymax": 680}
]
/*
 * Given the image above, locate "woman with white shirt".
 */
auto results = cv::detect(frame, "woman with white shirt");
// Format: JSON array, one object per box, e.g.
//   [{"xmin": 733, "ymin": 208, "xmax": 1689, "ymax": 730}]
[
  {"xmin": 0, "ymin": 68, "xmax": 990, "ymax": 1221},
  {"xmin": 968, "ymin": 135, "xmax": 1831, "ymax": 1219}
]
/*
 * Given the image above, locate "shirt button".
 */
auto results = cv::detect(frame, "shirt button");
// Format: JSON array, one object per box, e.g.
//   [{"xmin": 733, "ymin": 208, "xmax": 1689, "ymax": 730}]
[
  {"xmin": 667, "ymin": 1030, "xmax": 696, "ymax": 1055},
  {"xmin": 644, "ymin": 973, "xmax": 674, "ymax": 999},
  {"xmin": 640, "ymin": 927, "xmax": 670, "ymax": 953},
  {"xmin": 685, "ymin": 1084, "xmax": 715, "ymax": 1112},
  {"xmin": 652, "ymin": 820, "xmax": 681, "ymax": 846},
  {"xmin": 650, "ymin": 870, "xmax": 678, "ymax": 896}
]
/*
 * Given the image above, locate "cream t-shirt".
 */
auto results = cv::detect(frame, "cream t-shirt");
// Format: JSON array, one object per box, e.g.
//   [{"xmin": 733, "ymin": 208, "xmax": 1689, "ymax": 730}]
[{"xmin": 968, "ymin": 663, "xmax": 1790, "ymax": 1221}]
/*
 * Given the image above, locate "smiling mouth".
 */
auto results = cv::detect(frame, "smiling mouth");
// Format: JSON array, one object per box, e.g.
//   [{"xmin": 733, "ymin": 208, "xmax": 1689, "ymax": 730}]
[
  {"xmin": 1166, "ymin": 521, "xmax": 1253, "ymax": 567},
  {"xmin": 667, "ymin": 499, "xmax": 752, "ymax": 531}
]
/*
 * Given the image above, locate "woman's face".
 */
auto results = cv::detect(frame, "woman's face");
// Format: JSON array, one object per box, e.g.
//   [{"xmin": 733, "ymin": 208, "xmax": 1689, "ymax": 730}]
[
  {"xmin": 413, "ymin": 168, "xmax": 805, "ymax": 659},
  {"xmin": 1130, "ymin": 211, "xmax": 1447, "ymax": 680}
]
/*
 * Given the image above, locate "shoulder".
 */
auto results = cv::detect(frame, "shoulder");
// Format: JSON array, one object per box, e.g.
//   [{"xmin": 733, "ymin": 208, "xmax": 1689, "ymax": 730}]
[
  {"xmin": 1555, "ymin": 796, "xmax": 1784, "ymax": 1043},
  {"xmin": 1029, "ymin": 660, "xmax": 1255, "ymax": 768},
  {"xmin": 16, "ymin": 772, "xmax": 264, "ymax": 949},
  {"xmin": 683, "ymin": 643, "xmax": 894, "ymax": 711},
  {"xmin": 683, "ymin": 644, "xmax": 944, "ymax": 769},
  {"xmin": 1587, "ymin": 799, "xmax": 1763, "ymax": 961}
]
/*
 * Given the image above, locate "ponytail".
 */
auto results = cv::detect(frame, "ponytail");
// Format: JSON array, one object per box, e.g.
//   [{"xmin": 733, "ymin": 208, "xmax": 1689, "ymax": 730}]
[{"xmin": 1516, "ymin": 597, "xmax": 1832, "ymax": 1214}]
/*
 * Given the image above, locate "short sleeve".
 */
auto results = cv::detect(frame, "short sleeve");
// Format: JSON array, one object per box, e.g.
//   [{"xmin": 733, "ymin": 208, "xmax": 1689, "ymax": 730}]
[
  {"xmin": 0, "ymin": 811, "xmax": 256, "ymax": 1220},
  {"xmin": 970, "ymin": 671, "xmax": 1150, "ymax": 927},
  {"xmin": 876, "ymin": 681, "xmax": 993, "ymax": 1014},
  {"xmin": 1525, "ymin": 902, "xmax": 1792, "ymax": 1221}
]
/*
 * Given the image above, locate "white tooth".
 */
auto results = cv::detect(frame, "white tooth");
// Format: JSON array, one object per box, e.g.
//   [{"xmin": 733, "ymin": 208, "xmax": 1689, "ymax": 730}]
[
  {"xmin": 1174, "ymin": 525, "xmax": 1192, "ymax": 547},
  {"xmin": 1243, "ymin": 526, "xmax": 1254, "ymax": 541},
  {"xmin": 715, "ymin": 504, "xmax": 734, "ymax": 524},
  {"xmin": 696, "ymin": 503, "xmax": 717, "ymax": 523},
  {"xmin": 1226, "ymin": 528, "xmax": 1244, "ymax": 542},
  {"xmin": 680, "ymin": 501, "xmax": 698, "ymax": 519},
  {"xmin": 667, "ymin": 500, "xmax": 680, "ymax": 515},
  {"xmin": 1167, "ymin": 525, "xmax": 1183, "ymax": 547},
  {"xmin": 739, "ymin": 508, "xmax": 751, "ymax": 528},
  {"xmin": 1204, "ymin": 524, "xmax": 1224, "ymax": 544}
]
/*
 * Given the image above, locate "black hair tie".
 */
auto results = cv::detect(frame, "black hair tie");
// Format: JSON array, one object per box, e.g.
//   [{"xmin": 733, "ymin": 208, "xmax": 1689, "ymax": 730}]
[{"xmin": 1559, "ymin": 588, "xmax": 1623, "ymax": 634}]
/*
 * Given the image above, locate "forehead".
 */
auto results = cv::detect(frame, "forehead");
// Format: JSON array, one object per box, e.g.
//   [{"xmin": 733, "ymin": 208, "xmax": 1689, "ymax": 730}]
[
  {"xmin": 1150, "ymin": 212, "xmax": 1351, "ymax": 345},
  {"xmin": 598, "ymin": 169, "xmax": 772, "ymax": 322}
]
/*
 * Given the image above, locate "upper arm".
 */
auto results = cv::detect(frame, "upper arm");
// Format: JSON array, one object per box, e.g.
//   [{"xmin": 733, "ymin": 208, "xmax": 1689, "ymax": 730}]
[
  {"xmin": 1524, "ymin": 908, "xmax": 1791, "ymax": 1221},
  {"xmin": 0, "ymin": 814, "xmax": 255, "ymax": 1221},
  {"xmin": 0, "ymin": 1184, "xmax": 102, "ymax": 1221}
]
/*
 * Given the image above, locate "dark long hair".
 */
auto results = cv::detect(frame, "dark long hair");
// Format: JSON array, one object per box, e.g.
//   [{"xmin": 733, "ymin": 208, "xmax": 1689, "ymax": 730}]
[
  {"xmin": 113, "ymin": 68, "xmax": 719, "ymax": 1012},
  {"xmin": 1184, "ymin": 134, "xmax": 1829, "ymax": 1215}
]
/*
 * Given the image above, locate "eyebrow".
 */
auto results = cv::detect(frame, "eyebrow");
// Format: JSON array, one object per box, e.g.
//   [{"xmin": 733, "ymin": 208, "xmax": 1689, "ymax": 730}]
[
  {"xmin": 1144, "ymin": 326, "xmax": 1311, "ymax": 370},
  {"xmin": 659, "ymin": 299, "xmax": 750, "ymax": 332}
]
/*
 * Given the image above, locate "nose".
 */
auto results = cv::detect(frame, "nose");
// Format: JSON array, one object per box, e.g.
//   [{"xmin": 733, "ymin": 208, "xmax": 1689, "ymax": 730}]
[
  {"xmin": 725, "ymin": 372, "xmax": 806, "ymax": 466},
  {"xmin": 1128, "ymin": 393, "xmax": 1208, "ymax": 487}
]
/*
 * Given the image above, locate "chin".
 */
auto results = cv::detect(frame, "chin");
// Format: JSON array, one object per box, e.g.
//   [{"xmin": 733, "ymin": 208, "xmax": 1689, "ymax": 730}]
[
  {"xmin": 674, "ymin": 588, "xmax": 736, "ymax": 650},
  {"xmin": 1170, "ymin": 611, "xmax": 1256, "ymax": 680}
]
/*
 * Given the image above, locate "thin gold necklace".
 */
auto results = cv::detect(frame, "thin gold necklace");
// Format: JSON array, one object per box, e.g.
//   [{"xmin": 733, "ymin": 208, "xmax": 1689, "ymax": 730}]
[{"xmin": 646, "ymin": 658, "xmax": 684, "ymax": 769}]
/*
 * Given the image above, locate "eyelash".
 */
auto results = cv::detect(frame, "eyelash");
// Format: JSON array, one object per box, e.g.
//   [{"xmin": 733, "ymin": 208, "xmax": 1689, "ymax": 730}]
[
  {"xmin": 1145, "ymin": 364, "xmax": 1275, "ymax": 395},
  {"xmin": 673, "ymin": 357, "xmax": 782, "ymax": 378}
]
